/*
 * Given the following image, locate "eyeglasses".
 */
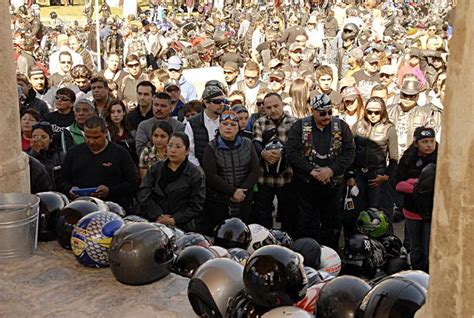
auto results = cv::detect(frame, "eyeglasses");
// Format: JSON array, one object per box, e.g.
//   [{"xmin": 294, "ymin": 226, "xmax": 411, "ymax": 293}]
[
  {"xmin": 55, "ymin": 95, "xmax": 71, "ymax": 101},
  {"xmin": 210, "ymin": 98, "xmax": 227, "ymax": 105},
  {"xmin": 221, "ymin": 113, "xmax": 238, "ymax": 122},
  {"xmin": 127, "ymin": 63, "xmax": 140, "ymax": 68},
  {"xmin": 367, "ymin": 110, "xmax": 381, "ymax": 115},
  {"xmin": 318, "ymin": 109, "xmax": 332, "ymax": 117},
  {"xmin": 166, "ymin": 87, "xmax": 180, "ymax": 93}
]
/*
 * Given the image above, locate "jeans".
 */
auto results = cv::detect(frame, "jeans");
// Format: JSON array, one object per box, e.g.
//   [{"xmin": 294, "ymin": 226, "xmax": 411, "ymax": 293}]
[
  {"xmin": 295, "ymin": 180, "xmax": 343, "ymax": 251},
  {"xmin": 253, "ymin": 183, "xmax": 295, "ymax": 235},
  {"xmin": 405, "ymin": 218, "xmax": 431, "ymax": 272}
]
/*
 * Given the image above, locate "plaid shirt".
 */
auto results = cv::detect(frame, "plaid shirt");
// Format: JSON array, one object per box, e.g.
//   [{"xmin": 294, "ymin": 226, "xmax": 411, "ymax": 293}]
[{"xmin": 253, "ymin": 112, "xmax": 297, "ymax": 187}]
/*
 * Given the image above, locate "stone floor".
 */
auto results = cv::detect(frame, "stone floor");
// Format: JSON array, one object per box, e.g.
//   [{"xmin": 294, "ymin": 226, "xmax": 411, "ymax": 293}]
[{"xmin": 0, "ymin": 242, "xmax": 195, "ymax": 318}]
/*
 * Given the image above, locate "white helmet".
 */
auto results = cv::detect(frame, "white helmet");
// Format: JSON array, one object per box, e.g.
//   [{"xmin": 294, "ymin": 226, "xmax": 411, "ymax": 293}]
[
  {"xmin": 319, "ymin": 246, "xmax": 342, "ymax": 276},
  {"xmin": 247, "ymin": 224, "xmax": 277, "ymax": 254},
  {"xmin": 262, "ymin": 306, "xmax": 315, "ymax": 317}
]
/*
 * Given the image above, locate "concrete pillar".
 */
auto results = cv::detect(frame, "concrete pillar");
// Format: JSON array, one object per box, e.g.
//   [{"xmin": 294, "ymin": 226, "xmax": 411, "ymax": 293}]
[
  {"xmin": 416, "ymin": 1, "xmax": 474, "ymax": 317},
  {"xmin": 0, "ymin": 0, "xmax": 30, "ymax": 193}
]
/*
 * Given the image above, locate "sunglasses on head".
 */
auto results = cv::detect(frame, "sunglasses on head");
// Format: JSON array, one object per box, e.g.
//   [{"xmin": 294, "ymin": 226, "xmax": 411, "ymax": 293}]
[
  {"xmin": 55, "ymin": 95, "xmax": 71, "ymax": 101},
  {"xmin": 210, "ymin": 98, "xmax": 227, "ymax": 105},
  {"xmin": 221, "ymin": 113, "xmax": 238, "ymax": 122},
  {"xmin": 367, "ymin": 110, "xmax": 381, "ymax": 115},
  {"xmin": 318, "ymin": 109, "xmax": 332, "ymax": 117}
]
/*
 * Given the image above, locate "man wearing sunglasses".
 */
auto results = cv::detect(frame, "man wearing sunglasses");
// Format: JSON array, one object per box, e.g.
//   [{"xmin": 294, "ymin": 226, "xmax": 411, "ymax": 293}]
[
  {"xmin": 185, "ymin": 86, "xmax": 226, "ymax": 166},
  {"xmin": 164, "ymin": 79, "xmax": 185, "ymax": 119},
  {"xmin": 119, "ymin": 54, "xmax": 148, "ymax": 109},
  {"xmin": 43, "ymin": 87, "xmax": 76, "ymax": 134},
  {"xmin": 286, "ymin": 94, "xmax": 355, "ymax": 250},
  {"xmin": 387, "ymin": 78, "xmax": 441, "ymax": 159}
]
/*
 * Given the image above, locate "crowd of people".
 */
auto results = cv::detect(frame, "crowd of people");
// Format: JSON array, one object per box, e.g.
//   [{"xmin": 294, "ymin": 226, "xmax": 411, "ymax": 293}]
[{"xmin": 12, "ymin": 0, "xmax": 454, "ymax": 274}]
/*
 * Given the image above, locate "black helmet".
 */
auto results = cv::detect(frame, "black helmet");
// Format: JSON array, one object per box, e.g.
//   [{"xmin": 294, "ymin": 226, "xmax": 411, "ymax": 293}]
[
  {"xmin": 384, "ymin": 257, "xmax": 410, "ymax": 275},
  {"xmin": 214, "ymin": 217, "xmax": 252, "ymax": 249},
  {"xmin": 243, "ymin": 245, "xmax": 308, "ymax": 308},
  {"xmin": 175, "ymin": 232, "xmax": 211, "ymax": 253},
  {"xmin": 341, "ymin": 234, "xmax": 377, "ymax": 279},
  {"xmin": 291, "ymin": 238, "xmax": 322, "ymax": 269},
  {"xmin": 342, "ymin": 23, "xmax": 359, "ymax": 41},
  {"xmin": 227, "ymin": 290, "xmax": 267, "ymax": 318},
  {"xmin": 391, "ymin": 270, "xmax": 429, "ymax": 290},
  {"xmin": 269, "ymin": 229, "xmax": 293, "ymax": 248},
  {"xmin": 172, "ymin": 246, "xmax": 215, "ymax": 278},
  {"xmin": 228, "ymin": 247, "xmax": 251, "ymax": 265},
  {"xmin": 380, "ymin": 235, "xmax": 403, "ymax": 259},
  {"xmin": 105, "ymin": 201, "xmax": 126, "ymax": 217},
  {"xmin": 109, "ymin": 223, "xmax": 174, "ymax": 285},
  {"xmin": 74, "ymin": 196, "xmax": 108, "ymax": 211},
  {"xmin": 123, "ymin": 215, "xmax": 149, "ymax": 224},
  {"xmin": 56, "ymin": 201, "xmax": 99, "ymax": 249},
  {"xmin": 316, "ymin": 275, "xmax": 371, "ymax": 318},
  {"xmin": 36, "ymin": 192, "xmax": 67, "ymax": 241},
  {"xmin": 188, "ymin": 258, "xmax": 244, "ymax": 318},
  {"xmin": 355, "ymin": 276, "xmax": 427, "ymax": 318}
]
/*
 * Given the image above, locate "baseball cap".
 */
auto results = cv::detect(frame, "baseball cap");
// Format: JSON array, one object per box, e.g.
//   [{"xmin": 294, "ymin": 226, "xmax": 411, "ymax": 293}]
[
  {"xmin": 342, "ymin": 86, "xmax": 361, "ymax": 101},
  {"xmin": 164, "ymin": 79, "xmax": 180, "ymax": 90},
  {"xmin": 167, "ymin": 56, "xmax": 182, "ymax": 71},
  {"xmin": 231, "ymin": 105, "xmax": 248, "ymax": 114},
  {"xmin": 268, "ymin": 58, "xmax": 284, "ymax": 69},
  {"xmin": 289, "ymin": 42, "xmax": 304, "ymax": 52},
  {"xmin": 365, "ymin": 53, "xmax": 380, "ymax": 64},
  {"xmin": 28, "ymin": 65, "xmax": 45, "ymax": 77},
  {"xmin": 223, "ymin": 61, "xmax": 239, "ymax": 72},
  {"xmin": 414, "ymin": 127, "xmax": 435, "ymax": 141},
  {"xmin": 269, "ymin": 70, "xmax": 285, "ymax": 81},
  {"xmin": 349, "ymin": 48, "xmax": 364, "ymax": 61}
]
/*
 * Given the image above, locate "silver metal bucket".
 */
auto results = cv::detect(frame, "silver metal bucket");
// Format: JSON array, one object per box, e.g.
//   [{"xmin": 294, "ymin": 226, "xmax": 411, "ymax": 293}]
[{"xmin": 0, "ymin": 193, "xmax": 40, "ymax": 262}]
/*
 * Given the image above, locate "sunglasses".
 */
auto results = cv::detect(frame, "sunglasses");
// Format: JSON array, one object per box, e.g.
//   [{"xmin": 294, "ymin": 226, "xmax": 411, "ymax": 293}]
[
  {"xmin": 318, "ymin": 109, "xmax": 332, "ymax": 117},
  {"xmin": 256, "ymin": 101, "xmax": 264, "ymax": 107},
  {"xmin": 367, "ymin": 110, "xmax": 381, "ymax": 115},
  {"xmin": 55, "ymin": 95, "xmax": 71, "ymax": 101},
  {"xmin": 166, "ymin": 87, "xmax": 180, "ymax": 93},
  {"xmin": 401, "ymin": 92, "xmax": 418, "ymax": 99},
  {"xmin": 269, "ymin": 77, "xmax": 282, "ymax": 83},
  {"xmin": 245, "ymin": 75, "xmax": 258, "ymax": 80},
  {"xmin": 127, "ymin": 63, "xmax": 140, "ymax": 68},
  {"xmin": 221, "ymin": 113, "xmax": 238, "ymax": 122},
  {"xmin": 229, "ymin": 99, "xmax": 243, "ymax": 106},
  {"xmin": 32, "ymin": 121, "xmax": 51, "ymax": 128},
  {"xmin": 380, "ymin": 73, "xmax": 392, "ymax": 78},
  {"xmin": 210, "ymin": 98, "xmax": 227, "ymax": 105},
  {"xmin": 60, "ymin": 61, "xmax": 72, "ymax": 64}
]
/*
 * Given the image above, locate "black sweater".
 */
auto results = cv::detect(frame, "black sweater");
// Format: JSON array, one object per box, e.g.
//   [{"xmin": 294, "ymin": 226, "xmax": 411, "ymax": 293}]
[{"xmin": 60, "ymin": 142, "xmax": 140, "ymax": 211}]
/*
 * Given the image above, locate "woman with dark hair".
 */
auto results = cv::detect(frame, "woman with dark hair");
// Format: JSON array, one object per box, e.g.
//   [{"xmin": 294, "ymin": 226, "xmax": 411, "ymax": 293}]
[
  {"xmin": 29, "ymin": 122, "xmax": 65, "ymax": 190},
  {"xmin": 20, "ymin": 108, "xmax": 41, "ymax": 151},
  {"xmin": 396, "ymin": 127, "xmax": 438, "ymax": 272},
  {"xmin": 201, "ymin": 110, "xmax": 260, "ymax": 234},
  {"xmin": 343, "ymin": 97, "xmax": 398, "ymax": 236},
  {"xmin": 138, "ymin": 120, "xmax": 173, "ymax": 178},
  {"xmin": 103, "ymin": 99, "xmax": 137, "ymax": 163},
  {"xmin": 137, "ymin": 132, "xmax": 206, "ymax": 232}
]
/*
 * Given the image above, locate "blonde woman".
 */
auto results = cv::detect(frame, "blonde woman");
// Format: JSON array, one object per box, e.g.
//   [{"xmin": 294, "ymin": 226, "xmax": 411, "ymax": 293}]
[{"xmin": 289, "ymin": 78, "xmax": 311, "ymax": 118}]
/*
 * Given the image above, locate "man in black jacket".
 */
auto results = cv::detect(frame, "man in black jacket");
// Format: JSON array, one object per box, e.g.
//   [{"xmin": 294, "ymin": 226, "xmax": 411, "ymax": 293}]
[
  {"xmin": 285, "ymin": 94, "xmax": 355, "ymax": 250},
  {"xmin": 60, "ymin": 116, "xmax": 140, "ymax": 212},
  {"xmin": 17, "ymin": 74, "xmax": 50, "ymax": 118}
]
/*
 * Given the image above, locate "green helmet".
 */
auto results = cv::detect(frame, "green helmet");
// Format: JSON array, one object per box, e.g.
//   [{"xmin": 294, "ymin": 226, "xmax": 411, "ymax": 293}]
[{"xmin": 356, "ymin": 208, "xmax": 389, "ymax": 238}]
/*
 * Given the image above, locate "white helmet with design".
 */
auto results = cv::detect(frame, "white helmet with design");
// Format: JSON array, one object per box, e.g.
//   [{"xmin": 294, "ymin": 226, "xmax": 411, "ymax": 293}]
[
  {"xmin": 247, "ymin": 224, "xmax": 277, "ymax": 254},
  {"xmin": 319, "ymin": 246, "xmax": 342, "ymax": 276}
]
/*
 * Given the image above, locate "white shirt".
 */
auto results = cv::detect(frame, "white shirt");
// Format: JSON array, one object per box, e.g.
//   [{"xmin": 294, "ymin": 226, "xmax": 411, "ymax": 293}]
[{"xmin": 185, "ymin": 111, "xmax": 220, "ymax": 166}]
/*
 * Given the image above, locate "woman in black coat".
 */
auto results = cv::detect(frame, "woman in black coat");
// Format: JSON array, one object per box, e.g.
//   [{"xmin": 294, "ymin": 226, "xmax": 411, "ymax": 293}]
[{"xmin": 137, "ymin": 132, "xmax": 205, "ymax": 232}]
